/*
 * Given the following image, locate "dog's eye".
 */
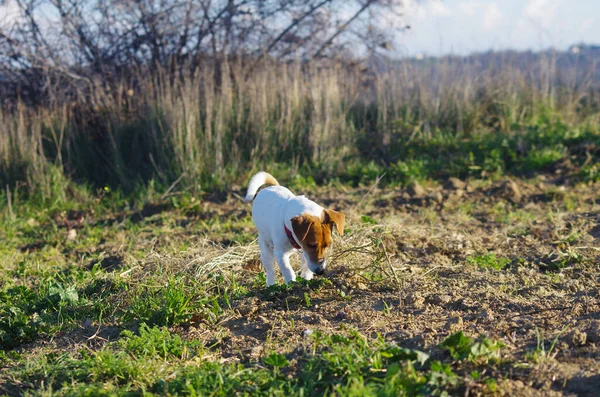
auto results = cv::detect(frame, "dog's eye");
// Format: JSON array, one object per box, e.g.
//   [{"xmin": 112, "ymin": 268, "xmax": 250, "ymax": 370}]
[{"xmin": 307, "ymin": 243, "xmax": 317, "ymax": 249}]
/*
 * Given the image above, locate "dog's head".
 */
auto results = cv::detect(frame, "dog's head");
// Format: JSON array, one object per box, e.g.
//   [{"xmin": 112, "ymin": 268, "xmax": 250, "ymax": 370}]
[{"xmin": 291, "ymin": 209, "xmax": 345, "ymax": 275}]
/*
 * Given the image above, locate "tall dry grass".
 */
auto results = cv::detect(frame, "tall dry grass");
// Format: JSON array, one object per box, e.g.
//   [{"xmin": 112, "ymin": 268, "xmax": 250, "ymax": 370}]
[{"xmin": 1, "ymin": 53, "xmax": 599, "ymax": 199}]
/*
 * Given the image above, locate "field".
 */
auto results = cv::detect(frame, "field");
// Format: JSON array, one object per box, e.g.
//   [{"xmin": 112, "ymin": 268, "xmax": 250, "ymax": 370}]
[
  {"xmin": 1, "ymin": 50, "xmax": 600, "ymax": 395},
  {"xmin": 1, "ymin": 160, "xmax": 600, "ymax": 395}
]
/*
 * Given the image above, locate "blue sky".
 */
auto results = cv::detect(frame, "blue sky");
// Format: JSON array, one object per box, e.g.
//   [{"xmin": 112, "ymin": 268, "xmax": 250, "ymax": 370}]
[
  {"xmin": 394, "ymin": 0, "xmax": 600, "ymax": 56},
  {"xmin": 2, "ymin": 0, "xmax": 598, "ymax": 58}
]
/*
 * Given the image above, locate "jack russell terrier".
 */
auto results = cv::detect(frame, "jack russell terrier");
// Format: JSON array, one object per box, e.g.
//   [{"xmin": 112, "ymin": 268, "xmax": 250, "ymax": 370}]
[{"xmin": 245, "ymin": 172, "xmax": 345, "ymax": 286}]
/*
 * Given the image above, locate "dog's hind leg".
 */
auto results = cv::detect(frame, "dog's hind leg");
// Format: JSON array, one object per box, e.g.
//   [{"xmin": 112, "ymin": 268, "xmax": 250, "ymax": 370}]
[
  {"xmin": 274, "ymin": 250, "xmax": 296, "ymax": 284},
  {"xmin": 300, "ymin": 254, "xmax": 314, "ymax": 281},
  {"xmin": 258, "ymin": 235, "xmax": 277, "ymax": 286}
]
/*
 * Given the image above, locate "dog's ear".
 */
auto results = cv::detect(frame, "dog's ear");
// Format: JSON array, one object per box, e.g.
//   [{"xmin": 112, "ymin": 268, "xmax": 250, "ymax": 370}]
[
  {"xmin": 291, "ymin": 215, "xmax": 314, "ymax": 242},
  {"xmin": 323, "ymin": 209, "xmax": 345, "ymax": 235}
]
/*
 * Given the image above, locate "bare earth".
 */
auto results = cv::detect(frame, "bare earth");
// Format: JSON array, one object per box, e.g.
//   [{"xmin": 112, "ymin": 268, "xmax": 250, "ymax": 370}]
[{"xmin": 3, "ymin": 176, "xmax": 600, "ymax": 396}]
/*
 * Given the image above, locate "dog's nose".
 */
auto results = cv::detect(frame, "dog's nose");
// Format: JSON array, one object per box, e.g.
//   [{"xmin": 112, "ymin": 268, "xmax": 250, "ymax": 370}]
[{"xmin": 315, "ymin": 267, "xmax": 325, "ymax": 276}]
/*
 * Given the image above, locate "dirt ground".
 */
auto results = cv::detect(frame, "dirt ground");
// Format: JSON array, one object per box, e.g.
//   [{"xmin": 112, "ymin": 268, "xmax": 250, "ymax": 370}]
[
  {"xmin": 172, "ymin": 176, "xmax": 600, "ymax": 396},
  {"xmin": 3, "ymin": 175, "xmax": 599, "ymax": 396}
]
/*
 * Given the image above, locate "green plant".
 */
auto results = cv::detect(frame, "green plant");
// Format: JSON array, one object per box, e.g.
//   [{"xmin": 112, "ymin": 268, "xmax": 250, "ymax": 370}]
[
  {"xmin": 440, "ymin": 331, "xmax": 503, "ymax": 363},
  {"xmin": 119, "ymin": 323, "xmax": 194, "ymax": 359},
  {"xmin": 125, "ymin": 278, "xmax": 197, "ymax": 326},
  {"xmin": 525, "ymin": 326, "xmax": 568, "ymax": 363},
  {"xmin": 467, "ymin": 253, "xmax": 511, "ymax": 271}
]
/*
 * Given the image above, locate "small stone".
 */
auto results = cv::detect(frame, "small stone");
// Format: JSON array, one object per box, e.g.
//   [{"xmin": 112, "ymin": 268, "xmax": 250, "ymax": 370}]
[
  {"xmin": 430, "ymin": 294, "xmax": 451, "ymax": 305},
  {"xmin": 504, "ymin": 179, "xmax": 522, "ymax": 203},
  {"xmin": 448, "ymin": 316, "xmax": 464, "ymax": 332},
  {"xmin": 569, "ymin": 329, "xmax": 587, "ymax": 346},
  {"xmin": 407, "ymin": 182, "xmax": 426, "ymax": 199},
  {"xmin": 451, "ymin": 189, "xmax": 465, "ymax": 199},
  {"xmin": 249, "ymin": 345, "xmax": 263, "ymax": 358},
  {"xmin": 480, "ymin": 309, "xmax": 495, "ymax": 321},
  {"xmin": 302, "ymin": 329, "xmax": 314, "ymax": 338},
  {"xmin": 438, "ymin": 295, "xmax": 452, "ymax": 304},
  {"xmin": 335, "ymin": 311, "xmax": 348, "ymax": 320},
  {"xmin": 586, "ymin": 321, "xmax": 600, "ymax": 343},
  {"xmin": 406, "ymin": 293, "xmax": 425, "ymax": 309},
  {"xmin": 237, "ymin": 305, "xmax": 258, "ymax": 317},
  {"xmin": 429, "ymin": 191, "xmax": 444, "ymax": 203},
  {"xmin": 67, "ymin": 229, "xmax": 77, "ymax": 241},
  {"xmin": 513, "ymin": 380, "xmax": 525, "ymax": 389},
  {"xmin": 444, "ymin": 177, "xmax": 466, "ymax": 190}
]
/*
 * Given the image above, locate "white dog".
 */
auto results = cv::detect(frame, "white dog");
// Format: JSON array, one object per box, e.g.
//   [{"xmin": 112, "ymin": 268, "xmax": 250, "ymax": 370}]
[{"xmin": 245, "ymin": 172, "xmax": 345, "ymax": 286}]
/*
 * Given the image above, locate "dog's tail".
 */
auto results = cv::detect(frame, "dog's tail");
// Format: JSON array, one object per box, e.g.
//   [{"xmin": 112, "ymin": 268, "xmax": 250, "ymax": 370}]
[{"xmin": 245, "ymin": 171, "xmax": 280, "ymax": 202}]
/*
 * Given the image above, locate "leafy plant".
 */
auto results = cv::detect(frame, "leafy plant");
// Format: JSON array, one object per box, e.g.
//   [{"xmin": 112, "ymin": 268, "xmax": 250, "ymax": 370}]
[
  {"xmin": 467, "ymin": 253, "xmax": 511, "ymax": 271},
  {"xmin": 440, "ymin": 331, "xmax": 503, "ymax": 363},
  {"xmin": 119, "ymin": 323, "xmax": 195, "ymax": 359},
  {"xmin": 125, "ymin": 278, "xmax": 197, "ymax": 326}
]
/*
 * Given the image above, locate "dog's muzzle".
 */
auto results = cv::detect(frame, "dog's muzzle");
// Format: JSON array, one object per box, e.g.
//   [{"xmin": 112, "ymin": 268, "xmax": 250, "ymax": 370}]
[{"xmin": 314, "ymin": 259, "xmax": 326, "ymax": 275}]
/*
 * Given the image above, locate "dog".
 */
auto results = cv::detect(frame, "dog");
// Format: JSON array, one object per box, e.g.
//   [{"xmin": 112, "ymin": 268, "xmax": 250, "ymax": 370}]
[{"xmin": 245, "ymin": 171, "xmax": 345, "ymax": 287}]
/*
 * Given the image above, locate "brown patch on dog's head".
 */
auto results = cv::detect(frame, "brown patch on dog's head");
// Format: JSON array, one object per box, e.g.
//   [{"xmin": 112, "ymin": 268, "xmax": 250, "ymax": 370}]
[{"xmin": 291, "ymin": 209, "xmax": 345, "ymax": 263}]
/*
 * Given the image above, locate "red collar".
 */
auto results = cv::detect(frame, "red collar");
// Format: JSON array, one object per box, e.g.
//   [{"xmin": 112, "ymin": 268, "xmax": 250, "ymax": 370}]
[{"xmin": 284, "ymin": 225, "xmax": 302, "ymax": 249}]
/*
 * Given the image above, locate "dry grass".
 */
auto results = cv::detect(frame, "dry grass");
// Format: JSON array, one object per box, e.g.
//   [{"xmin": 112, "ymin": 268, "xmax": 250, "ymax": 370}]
[{"xmin": 1, "ymin": 53, "xmax": 599, "ymax": 197}]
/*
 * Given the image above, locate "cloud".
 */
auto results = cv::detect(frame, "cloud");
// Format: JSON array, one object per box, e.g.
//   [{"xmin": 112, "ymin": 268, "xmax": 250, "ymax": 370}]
[
  {"xmin": 405, "ymin": 0, "xmax": 452, "ymax": 21},
  {"xmin": 578, "ymin": 17, "xmax": 596, "ymax": 35},
  {"xmin": 428, "ymin": 0, "xmax": 452, "ymax": 17},
  {"xmin": 523, "ymin": 0, "xmax": 562, "ymax": 28},
  {"xmin": 481, "ymin": 3, "xmax": 504, "ymax": 32},
  {"xmin": 458, "ymin": 1, "xmax": 479, "ymax": 17}
]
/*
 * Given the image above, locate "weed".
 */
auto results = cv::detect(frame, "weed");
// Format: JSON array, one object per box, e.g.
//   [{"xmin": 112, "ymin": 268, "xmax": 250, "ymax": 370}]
[
  {"xmin": 125, "ymin": 278, "xmax": 198, "ymax": 326},
  {"xmin": 263, "ymin": 352, "xmax": 290, "ymax": 371},
  {"xmin": 440, "ymin": 331, "xmax": 503, "ymax": 364},
  {"xmin": 303, "ymin": 292, "xmax": 312, "ymax": 308},
  {"xmin": 467, "ymin": 253, "xmax": 511, "ymax": 271},
  {"xmin": 361, "ymin": 215, "xmax": 378, "ymax": 225},
  {"xmin": 119, "ymin": 323, "xmax": 198, "ymax": 360},
  {"xmin": 525, "ymin": 326, "xmax": 569, "ymax": 364}
]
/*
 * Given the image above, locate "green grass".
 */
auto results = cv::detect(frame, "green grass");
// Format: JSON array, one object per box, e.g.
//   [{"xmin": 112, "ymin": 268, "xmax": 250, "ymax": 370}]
[
  {"xmin": 1, "ymin": 97, "xmax": 599, "ymax": 394},
  {"xmin": 0, "ymin": 193, "xmax": 514, "ymax": 396},
  {"xmin": 3, "ymin": 325, "xmax": 502, "ymax": 396},
  {"xmin": 467, "ymin": 253, "xmax": 512, "ymax": 271}
]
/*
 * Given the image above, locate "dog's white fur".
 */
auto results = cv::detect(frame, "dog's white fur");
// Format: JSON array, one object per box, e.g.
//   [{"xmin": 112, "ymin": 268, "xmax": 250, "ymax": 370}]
[{"xmin": 245, "ymin": 171, "xmax": 326, "ymax": 286}]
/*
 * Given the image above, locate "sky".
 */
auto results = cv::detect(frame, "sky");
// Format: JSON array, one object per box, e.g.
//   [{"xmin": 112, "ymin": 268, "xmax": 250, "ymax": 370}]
[
  {"xmin": 394, "ymin": 0, "xmax": 600, "ymax": 56},
  {"xmin": 1, "ymin": 0, "xmax": 599, "ymax": 58}
]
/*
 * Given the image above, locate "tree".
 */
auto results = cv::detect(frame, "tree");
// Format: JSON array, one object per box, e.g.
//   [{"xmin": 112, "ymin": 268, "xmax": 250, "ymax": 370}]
[{"xmin": 0, "ymin": 0, "xmax": 409, "ymax": 102}]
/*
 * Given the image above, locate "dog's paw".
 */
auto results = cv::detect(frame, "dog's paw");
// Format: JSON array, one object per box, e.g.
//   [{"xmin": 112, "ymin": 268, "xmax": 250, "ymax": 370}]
[{"xmin": 300, "ymin": 272, "xmax": 314, "ymax": 280}]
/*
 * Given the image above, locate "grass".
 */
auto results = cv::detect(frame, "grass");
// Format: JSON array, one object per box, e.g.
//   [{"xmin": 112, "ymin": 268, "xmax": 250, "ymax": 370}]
[
  {"xmin": 3, "ymin": 325, "xmax": 501, "ymax": 396},
  {"xmin": 2, "ymin": 173, "xmax": 598, "ymax": 395},
  {"xmin": 1, "ymin": 50, "xmax": 599, "ymax": 396},
  {"xmin": 1, "ymin": 54, "xmax": 600, "ymax": 201},
  {"xmin": 467, "ymin": 253, "xmax": 512, "ymax": 271}
]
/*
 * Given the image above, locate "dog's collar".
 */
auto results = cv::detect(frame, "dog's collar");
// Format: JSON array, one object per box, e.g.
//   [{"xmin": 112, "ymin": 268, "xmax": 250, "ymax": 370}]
[{"xmin": 284, "ymin": 225, "xmax": 302, "ymax": 250}]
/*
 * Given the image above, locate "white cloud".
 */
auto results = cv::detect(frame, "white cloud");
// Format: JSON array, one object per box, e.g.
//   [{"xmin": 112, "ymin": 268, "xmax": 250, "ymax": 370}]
[
  {"xmin": 579, "ymin": 17, "xmax": 596, "ymax": 36},
  {"xmin": 524, "ymin": 0, "xmax": 561, "ymax": 28},
  {"xmin": 386, "ymin": 0, "xmax": 599, "ymax": 56},
  {"xmin": 482, "ymin": 3, "xmax": 504, "ymax": 32},
  {"xmin": 405, "ymin": 0, "xmax": 452, "ymax": 21},
  {"xmin": 458, "ymin": 1, "xmax": 479, "ymax": 17},
  {"xmin": 428, "ymin": 0, "xmax": 452, "ymax": 17}
]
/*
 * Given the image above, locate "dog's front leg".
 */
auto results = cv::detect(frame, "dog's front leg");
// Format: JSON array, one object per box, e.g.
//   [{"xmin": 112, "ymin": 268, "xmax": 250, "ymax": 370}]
[
  {"xmin": 300, "ymin": 254, "xmax": 314, "ymax": 280},
  {"xmin": 274, "ymin": 250, "xmax": 296, "ymax": 284}
]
